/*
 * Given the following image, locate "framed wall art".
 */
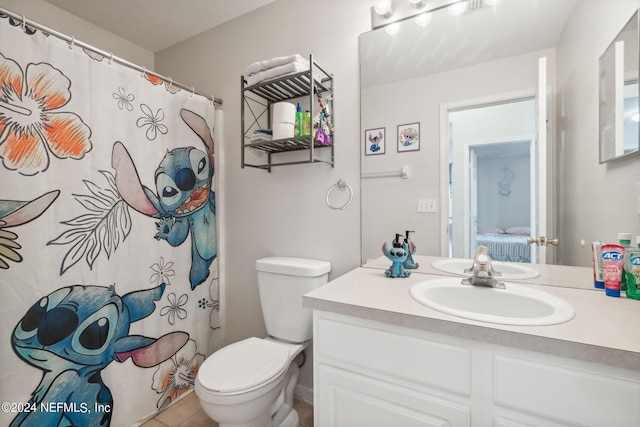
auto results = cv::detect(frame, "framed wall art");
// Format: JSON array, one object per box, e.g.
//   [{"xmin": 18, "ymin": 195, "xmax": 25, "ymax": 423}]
[
  {"xmin": 397, "ymin": 122, "xmax": 420, "ymax": 152},
  {"xmin": 365, "ymin": 127, "xmax": 386, "ymax": 155}
]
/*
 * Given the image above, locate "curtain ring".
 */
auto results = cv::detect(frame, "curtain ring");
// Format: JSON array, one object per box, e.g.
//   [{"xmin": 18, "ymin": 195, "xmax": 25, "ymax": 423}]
[
  {"xmin": 191, "ymin": 87, "xmax": 195, "ymax": 97},
  {"xmin": 69, "ymin": 36, "xmax": 75, "ymax": 49},
  {"xmin": 21, "ymin": 15, "xmax": 26, "ymax": 29},
  {"xmin": 108, "ymin": 52, "xmax": 114, "ymax": 64},
  {"xmin": 326, "ymin": 179, "xmax": 353, "ymax": 210}
]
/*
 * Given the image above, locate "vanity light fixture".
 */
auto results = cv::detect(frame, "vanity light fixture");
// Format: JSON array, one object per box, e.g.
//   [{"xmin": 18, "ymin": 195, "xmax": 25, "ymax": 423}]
[{"xmin": 371, "ymin": 0, "xmax": 475, "ymax": 31}]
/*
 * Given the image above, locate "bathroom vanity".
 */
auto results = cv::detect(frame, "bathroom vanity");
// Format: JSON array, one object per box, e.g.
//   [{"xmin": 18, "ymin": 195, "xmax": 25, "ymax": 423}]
[{"xmin": 303, "ymin": 257, "xmax": 640, "ymax": 426}]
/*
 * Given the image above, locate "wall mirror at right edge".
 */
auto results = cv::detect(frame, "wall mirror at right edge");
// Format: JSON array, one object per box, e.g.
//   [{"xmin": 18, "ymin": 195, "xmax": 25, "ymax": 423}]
[
  {"xmin": 360, "ymin": 0, "xmax": 640, "ymax": 269},
  {"xmin": 600, "ymin": 9, "xmax": 640, "ymax": 163}
]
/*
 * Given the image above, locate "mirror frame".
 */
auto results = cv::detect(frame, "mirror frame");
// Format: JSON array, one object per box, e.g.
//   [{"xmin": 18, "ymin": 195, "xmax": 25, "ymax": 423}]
[{"xmin": 599, "ymin": 9, "xmax": 640, "ymax": 163}]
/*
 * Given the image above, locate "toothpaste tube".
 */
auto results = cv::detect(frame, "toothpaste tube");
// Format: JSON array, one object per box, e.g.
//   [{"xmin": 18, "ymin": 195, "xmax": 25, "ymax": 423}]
[
  {"xmin": 601, "ymin": 244, "xmax": 625, "ymax": 297},
  {"xmin": 591, "ymin": 241, "xmax": 605, "ymax": 289},
  {"xmin": 625, "ymin": 249, "xmax": 640, "ymax": 300}
]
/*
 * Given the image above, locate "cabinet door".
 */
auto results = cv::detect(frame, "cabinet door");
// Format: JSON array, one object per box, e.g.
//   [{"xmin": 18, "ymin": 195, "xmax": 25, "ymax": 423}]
[
  {"xmin": 494, "ymin": 355, "xmax": 640, "ymax": 426},
  {"xmin": 317, "ymin": 364, "xmax": 470, "ymax": 427}
]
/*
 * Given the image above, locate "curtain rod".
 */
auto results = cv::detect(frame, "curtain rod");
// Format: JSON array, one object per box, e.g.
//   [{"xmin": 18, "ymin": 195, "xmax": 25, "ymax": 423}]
[{"xmin": 0, "ymin": 7, "xmax": 222, "ymax": 106}]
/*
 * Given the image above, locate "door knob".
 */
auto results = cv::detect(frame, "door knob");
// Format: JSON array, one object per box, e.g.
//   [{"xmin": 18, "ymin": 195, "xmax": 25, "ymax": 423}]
[{"xmin": 527, "ymin": 236, "xmax": 559, "ymax": 246}]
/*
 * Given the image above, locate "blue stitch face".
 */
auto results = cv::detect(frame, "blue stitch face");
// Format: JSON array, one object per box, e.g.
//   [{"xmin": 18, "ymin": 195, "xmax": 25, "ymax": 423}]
[
  {"xmin": 385, "ymin": 246, "xmax": 408, "ymax": 263},
  {"xmin": 154, "ymin": 147, "xmax": 211, "ymax": 217},
  {"xmin": 12, "ymin": 285, "xmax": 128, "ymax": 371}
]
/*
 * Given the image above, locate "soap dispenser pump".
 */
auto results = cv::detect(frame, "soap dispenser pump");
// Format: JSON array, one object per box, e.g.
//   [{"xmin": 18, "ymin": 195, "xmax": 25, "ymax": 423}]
[
  {"xmin": 402, "ymin": 230, "xmax": 419, "ymax": 269},
  {"xmin": 382, "ymin": 233, "xmax": 411, "ymax": 278}
]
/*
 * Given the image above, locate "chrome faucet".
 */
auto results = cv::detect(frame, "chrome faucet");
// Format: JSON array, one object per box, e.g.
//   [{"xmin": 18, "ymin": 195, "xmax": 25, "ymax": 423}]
[{"xmin": 462, "ymin": 247, "xmax": 505, "ymax": 289}]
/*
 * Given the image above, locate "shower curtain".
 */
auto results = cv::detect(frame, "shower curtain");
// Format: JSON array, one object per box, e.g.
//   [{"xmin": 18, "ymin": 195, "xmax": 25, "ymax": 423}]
[{"xmin": 0, "ymin": 15, "xmax": 221, "ymax": 427}]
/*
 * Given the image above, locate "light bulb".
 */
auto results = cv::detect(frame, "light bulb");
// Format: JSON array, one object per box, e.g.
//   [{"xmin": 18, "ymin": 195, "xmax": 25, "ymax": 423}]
[
  {"xmin": 385, "ymin": 22, "xmax": 401, "ymax": 35},
  {"xmin": 414, "ymin": 12, "xmax": 432, "ymax": 27},
  {"xmin": 448, "ymin": 1, "xmax": 468, "ymax": 16},
  {"xmin": 374, "ymin": 0, "xmax": 393, "ymax": 17}
]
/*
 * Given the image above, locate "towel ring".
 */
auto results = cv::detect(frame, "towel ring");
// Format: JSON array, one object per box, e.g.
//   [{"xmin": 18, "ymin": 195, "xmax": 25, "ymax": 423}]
[{"xmin": 326, "ymin": 179, "xmax": 353, "ymax": 210}]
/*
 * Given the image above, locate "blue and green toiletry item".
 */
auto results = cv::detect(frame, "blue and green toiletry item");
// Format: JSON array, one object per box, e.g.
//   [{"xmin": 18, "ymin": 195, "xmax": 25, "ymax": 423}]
[
  {"xmin": 382, "ymin": 233, "xmax": 411, "ymax": 278},
  {"xmin": 403, "ymin": 230, "xmax": 419, "ymax": 269}
]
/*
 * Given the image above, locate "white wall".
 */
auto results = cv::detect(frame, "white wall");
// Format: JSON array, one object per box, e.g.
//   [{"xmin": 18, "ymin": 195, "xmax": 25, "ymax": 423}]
[
  {"xmin": 556, "ymin": 0, "xmax": 640, "ymax": 266},
  {"xmin": 477, "ymin": 154, "xmax": 531, "ymax": 230},
  {"xmin": 154, "ymin": 0, "xmax": 371, "ymax": 394},
  {"xmin": 0, "ymin": 0, "xmax": 154, "ymax": 69}
]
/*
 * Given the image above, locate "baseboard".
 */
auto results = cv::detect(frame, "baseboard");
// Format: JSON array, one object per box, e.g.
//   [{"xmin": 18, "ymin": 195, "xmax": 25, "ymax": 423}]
[{"xmin": 294, "ymin": 384, "xmax": 313, "ymax": 405}]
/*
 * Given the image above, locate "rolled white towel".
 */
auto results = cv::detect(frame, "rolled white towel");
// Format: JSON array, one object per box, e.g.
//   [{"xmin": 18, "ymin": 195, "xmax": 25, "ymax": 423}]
[
  {"xmin": 245, "ymin": 60, "xmax": 309, "ymax": 86},
  {"xmin": 245, "ymin": 54, "xmax": 308, "ymax": 76}
]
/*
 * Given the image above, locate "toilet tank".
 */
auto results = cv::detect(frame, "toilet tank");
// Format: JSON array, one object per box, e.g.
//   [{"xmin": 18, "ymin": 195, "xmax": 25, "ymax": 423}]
[{"xmin": 256, "ymin": 257, "xmax": 331, "ymax": 343}]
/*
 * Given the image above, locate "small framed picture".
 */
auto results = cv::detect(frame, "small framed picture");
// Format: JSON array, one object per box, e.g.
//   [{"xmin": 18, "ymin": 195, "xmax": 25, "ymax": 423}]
[
  {"xmin": 365, "ymin": 127, "xmax": 386, "ymax": 155},
  {"xmin": 397, "ymin": 122, "xmax": 420, "ymax": 152}
]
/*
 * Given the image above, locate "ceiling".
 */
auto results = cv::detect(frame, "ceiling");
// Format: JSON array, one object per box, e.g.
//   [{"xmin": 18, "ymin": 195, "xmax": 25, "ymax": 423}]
[
  {"xmin": 43, "ymin": 0, "xmax": 276, "ymax": 52},
  {"xmin": 360, "ymin": 0, "xmax": 578, "ymax": 88}
]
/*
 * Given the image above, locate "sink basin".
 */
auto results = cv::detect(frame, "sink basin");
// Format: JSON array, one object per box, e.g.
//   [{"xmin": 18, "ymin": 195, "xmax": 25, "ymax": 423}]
[
  {"xmin": 410, "ymin": 278, "xmax": 574, "ymax": 326},
  {"xmin": 431, "ymin": 258, "xmax": 540, "ymax": 280}
]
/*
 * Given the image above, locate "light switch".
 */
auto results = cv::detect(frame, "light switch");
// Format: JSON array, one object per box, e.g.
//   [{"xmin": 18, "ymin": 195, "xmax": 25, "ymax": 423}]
[{"xmin": 417, "ymin": 198, "xmax": 437, "ymax": 213}]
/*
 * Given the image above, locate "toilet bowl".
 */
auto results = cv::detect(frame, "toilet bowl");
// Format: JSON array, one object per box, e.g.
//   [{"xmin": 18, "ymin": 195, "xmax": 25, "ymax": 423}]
[
  {"xmin": 196, "ymin": 337, "xmax": 304, "ymax": 427},
  {"xmin": 195, "ymin": 257, "xmax": 331, "ymax": 427}
]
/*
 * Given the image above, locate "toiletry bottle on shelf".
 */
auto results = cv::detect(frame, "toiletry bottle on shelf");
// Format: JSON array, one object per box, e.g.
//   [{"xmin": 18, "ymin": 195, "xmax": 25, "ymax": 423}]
[
  {"xmin": 618, "ymin": 232, "xmax": 633, "ymax": 291},
  {"xmin": 302, "ymin": 110, "xmax": 311, "ymax": 136},
  {"xmin": 625, "ymin": 236, "xmax": 640, "ymax": 300},
  {"xmin": 295, "ymin": 103, "xmax": 303, "ymax": 137}
]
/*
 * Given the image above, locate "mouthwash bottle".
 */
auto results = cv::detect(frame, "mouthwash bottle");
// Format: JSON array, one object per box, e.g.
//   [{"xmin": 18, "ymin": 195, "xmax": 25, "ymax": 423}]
[
  {"xmin": 618, "ymin": 233, "xmax": 635, "ymax": 291},
  {"xmin": 619, "ymin": 233, "xmax": 633, "ymax": 292},
  {"xmin": 625, "ymin": 236, "xmax": 640, "ymax": 300}
]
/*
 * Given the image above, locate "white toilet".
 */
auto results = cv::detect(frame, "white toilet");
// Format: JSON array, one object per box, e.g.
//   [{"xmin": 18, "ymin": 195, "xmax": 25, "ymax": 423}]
[{"xmin": 195, "ymin": 257, "xmax": 331, "ymax": 427}]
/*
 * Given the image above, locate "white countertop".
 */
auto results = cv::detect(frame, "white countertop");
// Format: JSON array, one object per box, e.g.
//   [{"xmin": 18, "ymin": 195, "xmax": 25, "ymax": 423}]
[{"xmin": 303, "ymin": 257, "xmax": 640, "ymax": 371}]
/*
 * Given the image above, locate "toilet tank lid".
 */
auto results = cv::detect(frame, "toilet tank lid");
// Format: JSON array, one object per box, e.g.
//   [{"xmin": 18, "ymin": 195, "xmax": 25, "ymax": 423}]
[{"xmin": 256, "ymin": 257, "xmax": 331, "ymax": 277}]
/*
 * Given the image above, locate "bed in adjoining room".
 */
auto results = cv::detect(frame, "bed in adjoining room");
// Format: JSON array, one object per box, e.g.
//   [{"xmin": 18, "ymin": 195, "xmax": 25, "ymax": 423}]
[{"xmin": 475, "ymin": 226, "xmax": 531, "ymax": 263}]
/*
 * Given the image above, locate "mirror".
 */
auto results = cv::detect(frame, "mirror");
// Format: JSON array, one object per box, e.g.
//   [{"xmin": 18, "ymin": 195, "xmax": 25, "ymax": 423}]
[
  {"xmin": 360, "ymin": 0, "xmax": 640, "ymax": 268},
  {"xmin": 599, "ymin": 10, "xmax": 640, "ymax": 163}
]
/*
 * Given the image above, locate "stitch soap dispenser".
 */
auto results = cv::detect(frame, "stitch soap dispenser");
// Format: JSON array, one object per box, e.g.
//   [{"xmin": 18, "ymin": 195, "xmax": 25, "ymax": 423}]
[
  {"xmin": 403, "ymin": 230, "xmax": 419, "ymax": 269},
  {"xmin": 382, "ymin": 233, "xmax": 411, "ymax": 278}
]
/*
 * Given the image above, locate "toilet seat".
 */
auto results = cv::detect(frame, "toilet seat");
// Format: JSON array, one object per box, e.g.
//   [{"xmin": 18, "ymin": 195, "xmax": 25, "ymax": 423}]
[{"xmin": 198, "ymin": 337, "xmax": 291, "ymax": 395}]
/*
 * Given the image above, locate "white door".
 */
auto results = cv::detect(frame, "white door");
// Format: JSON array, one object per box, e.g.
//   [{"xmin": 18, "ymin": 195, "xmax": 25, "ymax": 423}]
[{"xmin": 533, "ymin": 56, "xmax": 554, "ymax": 264}]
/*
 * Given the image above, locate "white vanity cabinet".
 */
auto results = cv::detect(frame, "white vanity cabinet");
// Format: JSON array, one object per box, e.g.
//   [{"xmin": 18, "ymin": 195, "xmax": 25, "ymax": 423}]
[{"xmin": 313, "ymin": 311, "xmax": 640, "ymax": 426}]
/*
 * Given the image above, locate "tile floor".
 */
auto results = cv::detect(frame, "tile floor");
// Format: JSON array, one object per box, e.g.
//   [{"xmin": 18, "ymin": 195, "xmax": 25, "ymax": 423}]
[{"xmin": 140, "ymin": 391, "xmax": 313, "ymax": 427}]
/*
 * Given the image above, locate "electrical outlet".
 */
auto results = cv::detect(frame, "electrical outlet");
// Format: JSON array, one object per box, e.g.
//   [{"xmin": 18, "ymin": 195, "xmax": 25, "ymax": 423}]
[{"xmin": 417, "ymin": 198, "xmax": 437, "ymax": 213}]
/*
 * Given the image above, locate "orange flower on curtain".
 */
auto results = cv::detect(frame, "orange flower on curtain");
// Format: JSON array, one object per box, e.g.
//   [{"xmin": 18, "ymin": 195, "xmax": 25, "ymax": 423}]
[
  {"xmin": 0, "ymin": 53, "xmax": 92, "ymax": 175},
  {"xmin": 152, "ymin": 339, "xmax": 205, "ymax": 409}
]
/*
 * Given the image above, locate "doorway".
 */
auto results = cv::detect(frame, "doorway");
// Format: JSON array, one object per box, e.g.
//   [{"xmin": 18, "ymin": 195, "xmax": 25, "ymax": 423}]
[{"xmin": 447, "ymin": 98, "xmax": 537, "ymax": 262}]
